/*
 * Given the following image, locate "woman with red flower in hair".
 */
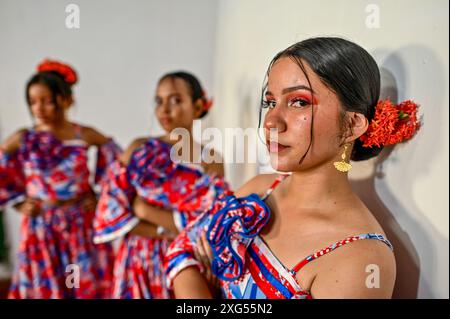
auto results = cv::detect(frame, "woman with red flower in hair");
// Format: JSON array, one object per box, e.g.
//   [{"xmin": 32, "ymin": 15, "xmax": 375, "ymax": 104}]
[
  {"xmin": 164, "ymin": 37, "xmax": 420, "ymax": 299},
  {"xmin": 0, "ymin": 59, "xmax": 122, "ymax": 298}
]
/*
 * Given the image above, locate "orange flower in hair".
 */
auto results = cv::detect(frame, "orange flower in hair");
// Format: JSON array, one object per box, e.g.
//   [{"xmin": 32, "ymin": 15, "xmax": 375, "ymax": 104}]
[
  {"xmin": 359, "ymin": 99, "xmax": 420, "ymax": 148},
  {"xmin": 37, "ymin": 59, "xmax": 78, "ymax": 85}
]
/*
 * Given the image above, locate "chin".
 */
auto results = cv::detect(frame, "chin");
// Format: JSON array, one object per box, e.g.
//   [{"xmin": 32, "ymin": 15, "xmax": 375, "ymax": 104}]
[
  {"xmin": 35, "ymin": 119, "xmax": 51, "ymax": 125},
  {"xmin": 269, "ymin": 155, "xmax": 294, "ymax": 172}
]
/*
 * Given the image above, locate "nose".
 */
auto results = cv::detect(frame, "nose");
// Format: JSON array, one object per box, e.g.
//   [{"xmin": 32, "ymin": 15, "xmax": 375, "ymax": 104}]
[
  {"xmin": 264, "ymin": 108, "xmax": 287, "ymax": 135},
  {"xmin": 32, "ymin": 102, "xmax": 45, "ymax": 115},
  {"xmin": 159, "ymin": 100, "xmax": 171, "ymax": 114}
]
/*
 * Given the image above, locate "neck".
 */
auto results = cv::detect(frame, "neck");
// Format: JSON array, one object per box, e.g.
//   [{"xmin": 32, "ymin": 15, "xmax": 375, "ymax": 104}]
[
  {"xmin": 37, "ymin": 118, "xmax": 68, "ymax": 131},
  {"xmin": 284, "ymin": 162, "xmax": 355, "ymax": 209}
]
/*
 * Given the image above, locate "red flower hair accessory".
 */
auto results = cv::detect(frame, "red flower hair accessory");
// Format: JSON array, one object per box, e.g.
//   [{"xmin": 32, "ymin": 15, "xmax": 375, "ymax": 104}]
[
  {"xmin": 37, "ymin": 59, "xmax": 78, "ymax": 85},
  {"xmin": 359, "ymin": 99, "xmax": 420, "ymax": 148},
  {"xmin": 202, "ymin": 90, "xmax": 214, "ymax": 111}
]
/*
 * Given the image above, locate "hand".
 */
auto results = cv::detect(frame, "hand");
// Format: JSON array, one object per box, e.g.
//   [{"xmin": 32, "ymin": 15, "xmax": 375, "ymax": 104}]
[
  {"xmin": 132, "ymin": 196, "xmax": 151, "ymax": 220},
  {"xmin": 157, "ymin": 226, "xmax": 178, "ymax": 241},
  {"xmin": 82, "ymin": 193, "xmax": 98, "ymax": 212},
  {"xmin": 131, "ymin": 196, "xmax": 179, "ymax": 234},
  {"xmin": 194, "ymin": 232, "xmax": 220, "ymax": 293},
  {"xmin": 13, "ymin": 198, "xmax": 42, "ymax": 217}
]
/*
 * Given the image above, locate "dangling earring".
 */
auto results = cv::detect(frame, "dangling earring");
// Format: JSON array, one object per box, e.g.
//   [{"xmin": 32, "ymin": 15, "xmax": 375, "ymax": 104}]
[{"xmin": 334, "ymin": 144, "xmax": 352, "ymax": 172}]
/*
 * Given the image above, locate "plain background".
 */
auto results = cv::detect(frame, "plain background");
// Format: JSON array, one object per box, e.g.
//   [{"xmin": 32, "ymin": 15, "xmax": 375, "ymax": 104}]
[{"xmin": 0, "ymin": 0, "xmax": 448, "ymax": 298}]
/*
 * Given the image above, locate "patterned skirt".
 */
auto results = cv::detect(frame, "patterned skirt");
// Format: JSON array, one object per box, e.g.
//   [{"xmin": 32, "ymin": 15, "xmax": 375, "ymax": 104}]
[
  {"xmin": 112, "ymin": 234, "xmax": 172, "ymax": 299},
  {"xmin": 8, "ymin": 201, "xmax": 114, "ymax": 298}
]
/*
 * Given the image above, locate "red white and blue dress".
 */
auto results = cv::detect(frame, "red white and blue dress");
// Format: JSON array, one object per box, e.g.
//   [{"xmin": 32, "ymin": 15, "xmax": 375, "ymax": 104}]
[
  {"xmin": 93, "ymin": 138, "xmax": 230, "ymax": 299},
  {"xmin": 0, "ymin": 126, "xmax": 122, "ymax": 298},
  {"xmin": 165, "ymin": 174, "xmax": 394, "ymax": 299}
]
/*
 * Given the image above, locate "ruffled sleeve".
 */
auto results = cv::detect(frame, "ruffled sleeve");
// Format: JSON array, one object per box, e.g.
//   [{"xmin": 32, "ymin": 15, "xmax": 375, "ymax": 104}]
[
  {"xmin": 164, "ymin": 191, "xmax": 270, "ymax": 287},
  {"xmin": 172, "ymin": 174, "xmax": 230, "ymax": 232},
  {"xmin": 164, "ymin": 198, "xmax": 226, "ymax": 288},
  {"xmin": 93, "ymin": 160, "xmax": 138, "ymax": 244},
  {"xmin": 94, "ymin": 138, "xmax": 174, "ymax": 243},
  {"xmin": 94, "ymin": 138, "xmax": 122, "ymax": 188},
  {"xmin": 0, "ymin": 149, "xmax": 26, "ymax": 208}
]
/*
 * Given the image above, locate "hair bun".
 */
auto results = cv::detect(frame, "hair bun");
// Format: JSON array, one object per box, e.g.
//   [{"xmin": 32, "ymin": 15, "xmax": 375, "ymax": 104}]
[{"xmin": 37, "ymin": 59, "xmax": 78, "ymax": 85}]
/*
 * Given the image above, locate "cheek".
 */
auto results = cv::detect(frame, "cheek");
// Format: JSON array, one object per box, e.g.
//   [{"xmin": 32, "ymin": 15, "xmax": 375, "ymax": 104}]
[
  {"xmin": 289, "ymin": 111, "xmax": 341, "ymax": 154},
  {"xmin": 30, "ymin": 104, "xmax": 38, "ymax": 114},
  {"xmin": 313, "ymin": 112, "xmax": 343, "ymax": 152},
  {"xmin": 44, "ymin": 104, "xmax": 57, "ymax": 115},
  {"xmin": 174, "ymin": 104, "xmax": 195, "ymax": 121},
  {"xmin": 289, "ymin": 114, "xmax": 311, "ymax": 142}
]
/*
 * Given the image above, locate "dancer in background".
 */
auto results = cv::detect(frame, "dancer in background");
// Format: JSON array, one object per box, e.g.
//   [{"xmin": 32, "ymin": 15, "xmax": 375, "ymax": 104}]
[
  {"xmin": 0, "ymin": 59, "xmax": 122, "ymax": 298},
  {"xmin": 94, "ymin": 71, "xmax": 229, "ymax": 298},
  {"xmin": 165, "ymin": 37, "xmax": 421, "ymax": 299}
]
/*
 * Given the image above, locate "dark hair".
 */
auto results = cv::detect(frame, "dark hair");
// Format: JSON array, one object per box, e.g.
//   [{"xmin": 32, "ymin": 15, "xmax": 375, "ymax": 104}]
[
  {"xmin": 26, "ymin": 71, "xmax": 74, "ymax": 111},
  {"xmin": 260, "ymin": 37, "xmax": 383, "ymax": 161},
  {"xmin": 158, "ymin": 71, "xmax": 209, "ymax": 119}
]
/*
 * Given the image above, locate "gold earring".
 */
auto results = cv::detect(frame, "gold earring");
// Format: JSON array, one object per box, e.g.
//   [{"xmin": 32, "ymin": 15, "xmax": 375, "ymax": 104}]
[{"xmin": 333, "ymin": 144, "xmax": 352, "ymax": 172}]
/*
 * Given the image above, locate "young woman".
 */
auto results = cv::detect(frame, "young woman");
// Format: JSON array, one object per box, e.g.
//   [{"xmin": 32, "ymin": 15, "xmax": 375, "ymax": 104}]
[
  {"xmin": 93, "ymin": 71, "xmax": 229, "ymax": 298},
  {"xmin": 164, "ymin": 37, "xmax": 420, "ymax": 299},
  {"xmin": 0, "ymin": 59, "xmax": 122, "ymax": 298}
]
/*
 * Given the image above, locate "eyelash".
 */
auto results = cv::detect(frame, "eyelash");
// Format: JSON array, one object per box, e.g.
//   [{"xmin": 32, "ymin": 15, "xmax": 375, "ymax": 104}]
[
  {"xmin": 31, "ymin": 100, "xmax": 53, "ymax": 105},
  {"xmin": 261, "ymin": 100, "xmax": 276, "ymax": 109},
  {"xmin": 155, "ymin": 97, "xmax": 182, "ymax": 106},
  {"xmin": 170, "ymin": 97, "xmax": 181, "ymax": 105},
  {"xmin": 261, "ymin": 97, "xmax": 311, "ymax": 109},
  {"xmin": 288, "ymin": 97, "xmax": 310, "ymax": 108}
]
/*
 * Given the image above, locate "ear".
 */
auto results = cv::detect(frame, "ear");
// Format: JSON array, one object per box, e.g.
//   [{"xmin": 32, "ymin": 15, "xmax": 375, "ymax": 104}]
[
  {"xmin": 343, "ymin": 112, "xmax": 369, "ymax": 143},
  {"xmin": 193, "ymin": 98, "xmax": 204, "ymax": 119}
]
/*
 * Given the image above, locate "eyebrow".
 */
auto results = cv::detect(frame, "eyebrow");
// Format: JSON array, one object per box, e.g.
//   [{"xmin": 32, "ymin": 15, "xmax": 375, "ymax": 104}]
[
  {"xmin": 266, "ymin": 85, "xmax": 315, "ymax": 96},
  {"xmin": 156, "ymin": 92, "xmax": 182, "ymax": 99}
]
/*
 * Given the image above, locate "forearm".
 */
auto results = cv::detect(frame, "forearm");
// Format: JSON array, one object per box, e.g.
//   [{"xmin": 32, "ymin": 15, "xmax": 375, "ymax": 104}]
[
  {"xmin": 137, "ymin": 204, "xmax": 179, "ymax": 234},
  {"xmin": 173, "ymin": 267, "xmax": 214, "ymax": 299},
  {"xmin": 129, "ymin": 220, "xmax": 174, "ymax": 239},
  {"xmin": 129, "ymin": 220, "xmax": 158, "ymax": 237}
]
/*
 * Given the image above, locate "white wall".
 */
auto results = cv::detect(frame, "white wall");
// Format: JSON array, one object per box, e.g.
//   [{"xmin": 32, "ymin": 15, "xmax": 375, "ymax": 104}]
[
  {"xmin": 0, "ymin": 0, "xmax": 218, "ymax": 276},
  {"xmin": 209, "ymin": 0, "xmax": 449, "ymax": 298},
  {"xmin": 0, "ymin": 0, "xmax": 448, "ymax": 299}
]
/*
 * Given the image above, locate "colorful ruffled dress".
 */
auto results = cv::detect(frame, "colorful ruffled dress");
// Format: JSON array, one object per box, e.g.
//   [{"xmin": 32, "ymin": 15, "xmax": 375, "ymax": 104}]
[
  {"xmin": 165, "ymin": 174, "xmax": 394, "ymax": 299},
  {"xmin": 0, "ymin": 127, "xmax": 122, "ymax": 298},
  {"xmin": 93, "ymin": 138, "xmax": 230, "ymax": 299}
]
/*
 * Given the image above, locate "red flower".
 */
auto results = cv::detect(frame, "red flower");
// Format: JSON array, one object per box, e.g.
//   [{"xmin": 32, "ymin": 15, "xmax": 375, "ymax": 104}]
[
  {"xmin": 37, "ymin": 59, "xmax": 78, "ymax": 85},
  {"xmin": 359, "ymin": 99, "xmax": 420, "ymax": 148},
  {"xmin": 204, "ymin": 98, "xmax": 214, "ymax": 111},
  {"xmin": 201, "ymin": 90, "xmax": 214, "ymax": 111}
]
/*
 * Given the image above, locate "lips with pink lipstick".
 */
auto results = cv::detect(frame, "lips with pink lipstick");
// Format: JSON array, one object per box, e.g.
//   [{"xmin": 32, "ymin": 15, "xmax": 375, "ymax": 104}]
[{"xmin": 267, "ymin": 140, "xmax": 290, "ymax": 153}]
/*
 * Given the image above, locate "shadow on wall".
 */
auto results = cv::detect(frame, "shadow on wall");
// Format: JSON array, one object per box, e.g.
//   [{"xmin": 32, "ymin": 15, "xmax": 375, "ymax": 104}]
[{"xmin": 351, "ymin": 44, "xmax": 448, "ymax": 298}]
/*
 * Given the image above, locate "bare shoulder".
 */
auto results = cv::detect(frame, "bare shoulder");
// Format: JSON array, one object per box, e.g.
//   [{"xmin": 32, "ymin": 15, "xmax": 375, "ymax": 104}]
[
  {"xmin": 120, "ymin": 137, "xmax": 149, "ymax": 165},
  {"xmin": 0, "ymin": 128, "xmax": 27, "ymax": 154},
  {"xmin": 78, "ymin": 125, "xmax": 111, "ymax": 146},
  {"xmin": 235, "ymin": 173, "xmax": 280, "ymax": 198},
  {"xmin": 310, "ymin": 237, "xmax": 396, "ymax": 298}
]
